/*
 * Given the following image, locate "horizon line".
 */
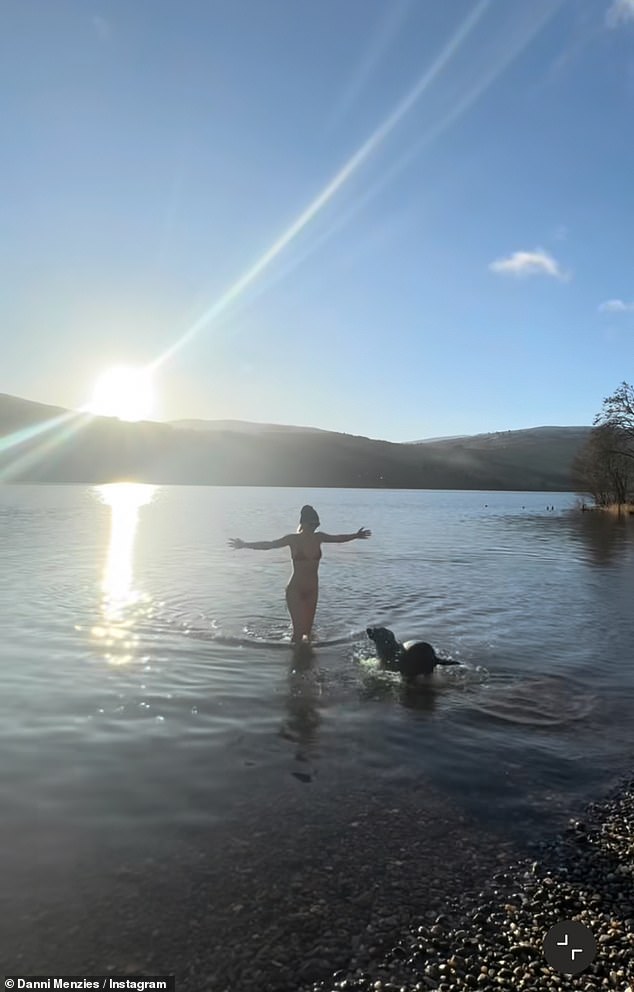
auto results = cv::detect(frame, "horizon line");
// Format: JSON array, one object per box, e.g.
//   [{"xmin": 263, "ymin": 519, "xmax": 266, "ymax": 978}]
[{"xmin": 0, "ymin": 390, "xmax": 593, "ymax": 443}]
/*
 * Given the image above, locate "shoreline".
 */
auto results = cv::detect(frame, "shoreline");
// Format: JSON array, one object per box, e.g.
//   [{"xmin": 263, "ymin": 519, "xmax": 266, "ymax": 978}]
[
  {"xmin": 300, "ymin": 776, "xmax": 634, "ymax": 992},
  {"xmin": 580, "ymin": 501, "xmax": 634, "ymax": 516},
  {"xmin": 3, "ymin": 774, "xmax": 633, "ymax": 991}
]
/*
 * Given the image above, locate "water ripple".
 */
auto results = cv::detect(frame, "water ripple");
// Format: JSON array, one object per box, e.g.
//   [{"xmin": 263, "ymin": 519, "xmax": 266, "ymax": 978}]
[{"xmin": 1, "ymin": 485, "xmax": 633, "ymax": 840}]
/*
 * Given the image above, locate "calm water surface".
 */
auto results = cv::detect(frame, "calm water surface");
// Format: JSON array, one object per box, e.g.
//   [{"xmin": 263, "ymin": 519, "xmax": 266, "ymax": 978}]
[{"xmin": 1, "ymin": 485, "xmax": 633, "ymax": 852}]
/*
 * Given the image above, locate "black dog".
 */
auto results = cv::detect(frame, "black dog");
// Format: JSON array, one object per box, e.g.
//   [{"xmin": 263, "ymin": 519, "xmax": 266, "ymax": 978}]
[{"xmin": 366, "ymin": 626, "xmax": 459, "ymax": 682}]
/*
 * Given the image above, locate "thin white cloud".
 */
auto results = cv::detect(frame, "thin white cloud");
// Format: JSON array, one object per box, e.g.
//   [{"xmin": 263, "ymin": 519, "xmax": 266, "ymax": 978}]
[
  {"xmin": 329, "ymin": 0, "xmax": 414, "ymax": 128},
  {"xmin": 146, "ymin": 0, "xmax": 565, "ymax": 372},
  {"xmin": 598, "ymin": 298, "xmax": 634, "ymax": 312},
  {"xmin": 92, "ymin": 15, "xmax": 112, "ymax": 41},
  {"xmin": 606, "ymin": 0, "xmax": 634, "ymax": 28},
  {"xmin": 489, "ymin": 248, "xmax": 568, "ymax": 280},
  {"xmin": 544, "ymin": 7, "xmax": 600, "ymax": 87}
]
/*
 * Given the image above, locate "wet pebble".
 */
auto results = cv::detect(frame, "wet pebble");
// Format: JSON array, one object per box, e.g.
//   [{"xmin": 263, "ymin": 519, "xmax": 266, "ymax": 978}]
[{"xmin": 298, "ymin": 778, "xmax": 634, "ymax": 992}]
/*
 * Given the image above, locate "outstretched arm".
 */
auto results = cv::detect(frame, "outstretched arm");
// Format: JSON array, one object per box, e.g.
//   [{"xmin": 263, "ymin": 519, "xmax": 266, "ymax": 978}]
[
  {"xmin": 228, "ymin": 535, "xmax": 293, "ymax": 550},
  {"xmin": 320, "ymin": 528, "xmax": 371, "ymax": 543}
]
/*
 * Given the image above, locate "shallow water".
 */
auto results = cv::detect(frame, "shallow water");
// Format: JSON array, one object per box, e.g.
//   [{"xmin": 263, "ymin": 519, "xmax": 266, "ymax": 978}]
[{"xmin": 1, "ymin": 484, "xmax": 633, "ymax": 854}]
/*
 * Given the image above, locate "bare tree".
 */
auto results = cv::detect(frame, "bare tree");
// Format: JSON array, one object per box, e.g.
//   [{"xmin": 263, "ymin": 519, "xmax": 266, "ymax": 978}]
[
  {"xmin": 573, "ymin": 421, "xmax": 632, "ymax": 507},
  {"xmin": 593, "ymin": 381, "xmax": 634, "ymax": 454},
  {"xmin": 572, "ymin": 439, "xmax": 603, "ymax": 506}
]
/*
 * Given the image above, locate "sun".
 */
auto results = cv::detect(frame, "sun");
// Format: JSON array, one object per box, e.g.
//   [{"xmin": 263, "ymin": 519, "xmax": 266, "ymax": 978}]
[{"xmin": 87, "ymin": 366, "xmax": 155, "ymax": 422}]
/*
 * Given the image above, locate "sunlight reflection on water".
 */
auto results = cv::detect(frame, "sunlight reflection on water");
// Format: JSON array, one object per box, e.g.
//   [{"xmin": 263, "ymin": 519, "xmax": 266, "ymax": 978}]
[
  {"xmin": 93, "ymin": 483, "xmax": 157, "ymax": 665},
  {"xmin": 0, "ymin": 485, "xmax": 633, "ymax": 842}
]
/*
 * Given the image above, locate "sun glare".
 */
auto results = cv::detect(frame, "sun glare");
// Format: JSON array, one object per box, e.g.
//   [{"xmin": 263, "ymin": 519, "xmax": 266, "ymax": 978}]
[
  {"xmin": 92, "ymin": 482, "xmax": 157, "ymax": 664},
  {"xmin": 87, "ymin": 366, "xmax": 155, "ymax": 422}
]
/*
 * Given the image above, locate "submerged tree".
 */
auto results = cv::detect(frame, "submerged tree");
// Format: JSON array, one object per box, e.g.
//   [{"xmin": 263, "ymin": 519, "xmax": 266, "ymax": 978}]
[
  {"xmin": 574, "ymin": 382, "xmax": 634, "ymax": 506},
  {"xmin": 572, "ymin": 423, "xmax": 631, "ymax": 506}
]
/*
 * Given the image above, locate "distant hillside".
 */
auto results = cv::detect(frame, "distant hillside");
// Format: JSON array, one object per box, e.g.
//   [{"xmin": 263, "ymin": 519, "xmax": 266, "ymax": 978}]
[
  {"xmin": 412, "ymin": 426, "xmax": 592, "ymax": 489},
  {"xmin": 410, "ymin": 434, "xmax": 470, "ymax": 443},
  {"xmin": 412, "ymin": 426, "xmax": 590, "ymax": 446},
  {"xmin": 0, "ymin": 393, "xmax": 72, "ymax": 429},
  {"xmin": 0, "ymin": 393, "xmax": 591, "ymax": 490},
  {"xmin": 171, "ymin": 418, "xmax": 329, "ymax": 435}
]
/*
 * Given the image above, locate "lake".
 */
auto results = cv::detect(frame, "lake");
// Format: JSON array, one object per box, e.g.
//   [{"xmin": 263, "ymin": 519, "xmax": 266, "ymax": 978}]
[{"xmin": 1, "ymin": 484, "xmax": 633, "ymax": 980}]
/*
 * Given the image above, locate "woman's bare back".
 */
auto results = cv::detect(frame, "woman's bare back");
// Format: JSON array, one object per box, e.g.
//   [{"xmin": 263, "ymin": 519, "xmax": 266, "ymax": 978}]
[{"xmin": 290, "ymin": 532, "xmax": 322, "ymax": 565}]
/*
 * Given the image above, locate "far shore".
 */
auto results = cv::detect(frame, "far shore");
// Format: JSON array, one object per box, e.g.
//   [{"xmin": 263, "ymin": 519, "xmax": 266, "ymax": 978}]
[{"xmin": 580, "ymin": 501, "xmax": 634, "ymax": 516}]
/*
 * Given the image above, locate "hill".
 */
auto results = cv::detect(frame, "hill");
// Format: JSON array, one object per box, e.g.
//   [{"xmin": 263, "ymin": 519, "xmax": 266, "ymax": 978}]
[
  {"xmin": 171, "ymin": 419, "xmax": 329, "ymax": 435},
  {"xmin": 0, "ymin": 393, "xmax": 591, "ymax": 490}
]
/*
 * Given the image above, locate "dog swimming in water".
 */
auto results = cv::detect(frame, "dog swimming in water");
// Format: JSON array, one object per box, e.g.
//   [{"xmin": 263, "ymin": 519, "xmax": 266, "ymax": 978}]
[{"xmin": 366, "ymin": 626, "xmax": 459, "ymax": 682}]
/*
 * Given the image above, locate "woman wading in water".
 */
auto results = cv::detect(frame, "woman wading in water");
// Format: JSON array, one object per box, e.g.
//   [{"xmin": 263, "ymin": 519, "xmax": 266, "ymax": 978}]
[{"xmin": 228, "ymin": 505, "xmax": 371, "ymax": 643}]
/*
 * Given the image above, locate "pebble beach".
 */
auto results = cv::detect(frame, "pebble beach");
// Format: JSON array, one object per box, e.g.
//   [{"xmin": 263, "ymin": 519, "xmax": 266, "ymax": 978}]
[
  {"xmin": 299, "ymin": 779, "xmax": 634, "ymax": 992},
  {"xmin": 4, "ymin": 776, "xmax": 633, "ymax": 992}
]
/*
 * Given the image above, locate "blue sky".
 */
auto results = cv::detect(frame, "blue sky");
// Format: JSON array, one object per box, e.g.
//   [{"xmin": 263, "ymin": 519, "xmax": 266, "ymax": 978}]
[{"xmin": 2, "ymin": 0, "xmax": 633, "ymax": 441}]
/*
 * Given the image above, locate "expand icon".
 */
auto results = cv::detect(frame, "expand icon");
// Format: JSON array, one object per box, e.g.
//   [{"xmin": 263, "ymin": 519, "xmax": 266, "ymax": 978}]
[{"xmin": 543, "ymin": 921, "xmax": 597, "ymax": 975}]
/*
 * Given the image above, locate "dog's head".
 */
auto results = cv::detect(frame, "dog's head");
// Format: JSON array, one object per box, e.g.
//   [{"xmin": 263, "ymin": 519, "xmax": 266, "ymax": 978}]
[{"xmin": 366, "ymin": 626, "xmax": 401, "ymax": 664}]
